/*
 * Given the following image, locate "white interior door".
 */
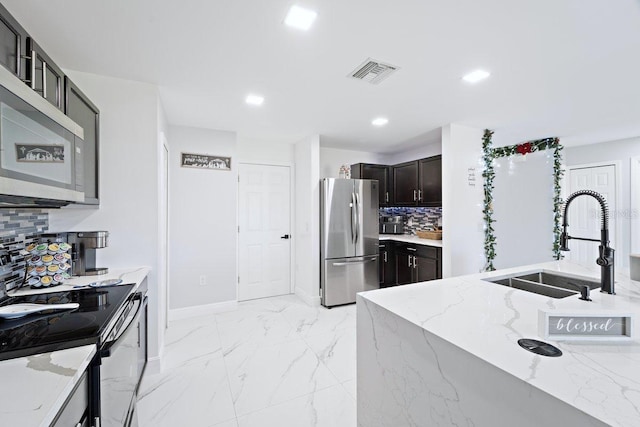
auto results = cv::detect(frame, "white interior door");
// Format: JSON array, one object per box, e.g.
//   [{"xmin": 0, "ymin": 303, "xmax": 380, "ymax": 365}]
[
  {"xmin": 238, "ymin": 164, "xmax": 291, "ymax": 301},
  {"xmin": 568, "ymin": 165, "xmax": 617, "ymax": 266}
]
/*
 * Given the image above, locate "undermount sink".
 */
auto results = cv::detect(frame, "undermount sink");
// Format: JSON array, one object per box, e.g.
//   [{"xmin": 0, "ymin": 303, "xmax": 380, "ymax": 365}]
[{"xmin": 483, "ymin": 270, "xmax": 601, "ymax": 299}]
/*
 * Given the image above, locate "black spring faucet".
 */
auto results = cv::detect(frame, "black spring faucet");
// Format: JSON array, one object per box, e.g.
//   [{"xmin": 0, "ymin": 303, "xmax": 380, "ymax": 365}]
[{"xmin": 559, "ymin": 190, "xmax": 615, "ymax": 294}]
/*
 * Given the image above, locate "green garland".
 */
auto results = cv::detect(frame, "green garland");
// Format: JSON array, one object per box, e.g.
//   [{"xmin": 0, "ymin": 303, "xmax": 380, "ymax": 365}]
[
  {"xmin": 482, "ymin": 130, "xmax": 564, "ymax": 271},
  {"xmin": 482, "ymin": 129, "xmax": 496, "ymax": 271}
]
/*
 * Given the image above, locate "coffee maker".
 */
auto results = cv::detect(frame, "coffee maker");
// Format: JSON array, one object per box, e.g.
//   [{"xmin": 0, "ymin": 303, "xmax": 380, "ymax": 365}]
[{"xmin": 40, "ymin": 231, "xmax": 109, "ymax": 276}]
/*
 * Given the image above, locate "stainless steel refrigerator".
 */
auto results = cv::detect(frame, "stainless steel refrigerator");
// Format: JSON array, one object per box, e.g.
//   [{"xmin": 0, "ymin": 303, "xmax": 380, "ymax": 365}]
[{"xmin": 320, "ymin": 178, "xmax": 379, "ymax": 307}]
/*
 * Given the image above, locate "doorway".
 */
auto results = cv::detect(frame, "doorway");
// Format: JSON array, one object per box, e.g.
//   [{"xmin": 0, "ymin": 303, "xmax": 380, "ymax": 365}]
[
  {"xmin": 631, "ymin": 157, "xmax": 640, "ymax": 254},
  {"xmin": 567, "ymin": 163, "xmax": 618, "ymax": 267},
  {"xmin": 238, "ymin": 163, "xmax": 292, "ymax": 301}
]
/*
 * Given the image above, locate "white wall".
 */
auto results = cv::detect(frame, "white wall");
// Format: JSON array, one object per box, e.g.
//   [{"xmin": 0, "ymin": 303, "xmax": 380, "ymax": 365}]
[
  {"xmin": 565, "ymin": 136, "xmax": 640, "ymax": 269},
  {"xmin": 319, "ymin": 146, "xmax": 381, "ymax": 178},
  {"xmin": 168, "ymin": 126, "xmax": 237, "ymax": 310},
  {"xmin": 441, "ymin": 124, "xmax": 485, "ymax": 277},
  {"xmin": 294, "ymin": 135, "xmax": 320, "ymax": 305},
  {"xmin": 492, "ymin": 151, "xmax": 555, "ymax": 269},
  {"xmin": 47, "ymin": 71, "xmax": 163, "ymax": 362},
  {"xmin": 237, "ymin": 136, "xmax": 295, "ymax": 166},
  {"xmin": 380, "ymin": 141, "xmax": 442, "ymax": 165}
]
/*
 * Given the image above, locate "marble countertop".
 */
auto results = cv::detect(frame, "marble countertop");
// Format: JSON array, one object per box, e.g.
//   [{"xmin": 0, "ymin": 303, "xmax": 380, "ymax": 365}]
[
  {"xmin": 0, "ymin": 344, "xmax": 96, "ymax": 427},
  {"xmin": 359, "ymin": 260, "xmax": 640, "ymax": 426},
  {"xmin": 9, "ymin": 266, "xmax": 151, "ymax": 297},
  {"xmin": 379, "ymin": 234, "xmax": 443, "ymax": 248}
]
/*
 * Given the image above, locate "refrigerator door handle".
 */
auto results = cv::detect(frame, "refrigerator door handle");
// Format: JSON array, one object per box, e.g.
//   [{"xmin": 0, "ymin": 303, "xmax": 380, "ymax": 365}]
[
  {"xmin": 350, "ymin": 192, "xmax": 357, "ymax": 244},
  {"xmin": 332, "ymin": 255, "xmax": 377, "ymax": 266},
  {"xmin": 354, "ymin": 192, "xmax": 360, "ymax": 243}
]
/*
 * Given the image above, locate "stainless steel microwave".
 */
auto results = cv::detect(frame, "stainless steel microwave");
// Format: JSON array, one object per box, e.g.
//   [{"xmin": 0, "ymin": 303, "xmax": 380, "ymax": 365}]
[{"xmin": 0, "ymin": 64, "xmax": 84, "ymax": 205}]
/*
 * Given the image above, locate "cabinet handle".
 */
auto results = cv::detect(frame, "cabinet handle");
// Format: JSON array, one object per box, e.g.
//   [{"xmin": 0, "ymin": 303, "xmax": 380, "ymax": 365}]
[
  {"xmin": 408, "ymin": 255, "xmax": 412, "ymax": 268},
  {"xmin": 418, "ymin": 189, "xmax": 422, "ymax": 201},
  {"xmin": 29, "ymin": 49, "xmax": 36, "ymax": 90},
  {"xmin": 413, "ymin": 190, "xmax": 417, "ymax": 201},
  {"xmin": 407, "ymin": 247, "xmax": 416, "ymax": 252},
  {"xmin": 385, "ymin": 192, "xmax": 389, "ymax": 203},
  {"xmin": 42, "ymin": 61, "xmax": 47, "ymax": 98},
  {"xmin": 413, "ymin": 256, "xmax": 417, "ymax": 269},
  {"xmin": 383, "ymin": 251, "xmax": 387, "ymax": 263}
]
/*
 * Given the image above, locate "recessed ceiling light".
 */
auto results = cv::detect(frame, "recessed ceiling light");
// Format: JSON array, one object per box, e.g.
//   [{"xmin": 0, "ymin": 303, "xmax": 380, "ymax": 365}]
[
  {"xmin": 372, "ymin": 117, "xmax": 389, "ymax": 127},
  {"xmin": 284, "ymin": 5, "xmax": 317, "ymax": 31},
  {"xmin": 462, "ymin": 69, "xmax": 490, "ymax": 83},
  {"xmin": 245, "ymin": 94, "xmax": 264, "ymax": 106}
]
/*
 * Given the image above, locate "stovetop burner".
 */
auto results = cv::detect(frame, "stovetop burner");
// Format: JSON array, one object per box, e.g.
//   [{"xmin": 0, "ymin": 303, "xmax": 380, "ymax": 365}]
[{"xmin": 0, "ymin": 284, "xmax": 134, "ymax": 361}]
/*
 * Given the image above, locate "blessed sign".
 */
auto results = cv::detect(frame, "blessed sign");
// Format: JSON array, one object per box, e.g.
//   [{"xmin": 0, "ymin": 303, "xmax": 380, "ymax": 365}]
[{"xmin": 538, "ymin": 310, "xmax": 634, "ymax": 341}]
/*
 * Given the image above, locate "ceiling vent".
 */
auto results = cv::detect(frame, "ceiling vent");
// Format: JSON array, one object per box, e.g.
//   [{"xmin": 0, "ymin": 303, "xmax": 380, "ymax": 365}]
[{"xmin": 348, "ymin": 58, "xmax": 399, "ymax": 85}]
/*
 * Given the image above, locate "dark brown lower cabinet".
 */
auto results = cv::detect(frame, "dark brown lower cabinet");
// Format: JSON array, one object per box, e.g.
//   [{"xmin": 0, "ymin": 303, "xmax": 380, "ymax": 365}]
[
  {"xmin": 392, "ymin": 242, "xmax": 441, "ymax": 286},
  {"xmin": 379, "ymin": 241, "xmax": 396, "ymax": 287}
]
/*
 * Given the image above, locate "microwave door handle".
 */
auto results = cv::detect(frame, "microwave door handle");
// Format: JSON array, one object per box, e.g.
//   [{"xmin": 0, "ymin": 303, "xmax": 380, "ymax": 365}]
[
  {"xmin": 100, "ymin": 294, "xmax": 142, "ymax": 358},
  {"xmin": 42, "ymin": 61, "xmax": 47, "ymax": 98},
  {"xmin": 29, "ymin": 50, "xmax": 36, "ymax": 90}
]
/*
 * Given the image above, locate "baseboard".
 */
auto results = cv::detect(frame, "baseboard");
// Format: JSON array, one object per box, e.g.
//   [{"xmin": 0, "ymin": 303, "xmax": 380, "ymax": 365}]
[
  {"xmin": 295, "ymin": 287, "xmax": 321, "ymax": 307},
  {"xmin": 145, "ymin": 356, "xmax": 162, "ymax": 375},
  {"xmin": 168, "ymin": 300, "xmax": 238, "ymax": 322}
]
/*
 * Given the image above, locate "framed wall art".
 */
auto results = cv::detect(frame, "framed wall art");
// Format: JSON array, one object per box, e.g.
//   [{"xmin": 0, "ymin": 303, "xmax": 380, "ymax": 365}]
[{"xmin": 181, "ymin": 152, "xmax": 231, "ymax": 170}]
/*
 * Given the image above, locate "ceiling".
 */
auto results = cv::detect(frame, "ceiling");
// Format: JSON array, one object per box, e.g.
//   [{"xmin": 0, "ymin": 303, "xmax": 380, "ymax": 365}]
[{"xmin": 3, "ymin": 0, "xmax": 640, "ymax": 152}]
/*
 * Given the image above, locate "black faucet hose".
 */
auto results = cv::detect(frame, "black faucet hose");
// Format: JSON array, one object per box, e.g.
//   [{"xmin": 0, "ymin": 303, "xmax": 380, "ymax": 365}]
[{"xmin": 561, "ymin": 190, "xmax": 609, "ymax": 231}]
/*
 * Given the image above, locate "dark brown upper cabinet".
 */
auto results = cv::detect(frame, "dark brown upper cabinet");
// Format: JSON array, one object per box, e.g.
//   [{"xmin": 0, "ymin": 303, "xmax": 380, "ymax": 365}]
[
  {"xmin": 351, "ymin": 163, "xmax": 392, "ymax": 207},
  {"xmin": 392, "ymin": 161, "xmax": 419, "ymax": 206},
  {"xmin": 26, "ymin": 37, "xmax": 65, "ymax": 111},
  {"xmin": 65, "ymin": 76, "xmax": 100, "ymax": 205},
  {"xmin": 418, "ymin": 155, "xmax": 442, "ymax": 207},
  {"xmin": 0, "ymin": 3, "xmax": 28, "ymax": 80},
  {"xmin": 392, "ymin": 156, "xmax": 442, "ymax": 207}
]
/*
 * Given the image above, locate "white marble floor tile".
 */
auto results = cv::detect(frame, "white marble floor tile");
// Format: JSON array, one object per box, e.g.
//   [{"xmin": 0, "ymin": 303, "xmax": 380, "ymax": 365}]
[
  {"xmin": 236, "ymin": 384, "xmax": 356, "ymax": 427},
  {"xmin": 211, "ymin": 419, "xmax": 239, "ymax": 427},
  {"xmin": 304, "ymin": 327, "xmax": 357, "ymax": 383},
  {"xmin": 140, "ymin": 294, "xmax": 358, "ymax": 427},
  {"xmin": 225, "ymin": 338, "xmax": 339, "ymax": 416},
  {"xmin": 138, "ymin": 354, "xmax": 235, "ymax": 427},
  {"xmin": 216, "ymin": 312, "xmax": 298, "ymax": 357},
  {"xmin": 280, "ymin": 303, "xmax": 356, "ymax": 338},
  {"xmin": 162, "ymin": 318, "xmax": 222, "ymax": 370},
  {"xmin": 267, "ymin": 294, "xmax": 312, "ymax": 311},
  {"xmin": 215, "ymin": 298, "xmax": 281, "ymax": 324}
]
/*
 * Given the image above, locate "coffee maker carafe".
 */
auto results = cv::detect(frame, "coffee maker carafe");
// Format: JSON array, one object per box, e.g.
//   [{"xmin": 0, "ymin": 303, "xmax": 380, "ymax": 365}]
[{"xmin": 67, "ymin": 231, "xmax": 109, "ymax": 276}]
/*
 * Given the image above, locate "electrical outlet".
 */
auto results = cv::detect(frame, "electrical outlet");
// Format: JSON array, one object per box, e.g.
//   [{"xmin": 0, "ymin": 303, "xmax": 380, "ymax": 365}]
[{"xmin": 199, "ymin": 275, "xmax": 206, "ymax": 286}]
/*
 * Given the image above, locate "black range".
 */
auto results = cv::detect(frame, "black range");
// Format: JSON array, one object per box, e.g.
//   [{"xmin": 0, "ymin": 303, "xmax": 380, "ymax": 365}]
[{"xmin": 0, "ymin": 284, "xmax": 134, "ymax": 361}]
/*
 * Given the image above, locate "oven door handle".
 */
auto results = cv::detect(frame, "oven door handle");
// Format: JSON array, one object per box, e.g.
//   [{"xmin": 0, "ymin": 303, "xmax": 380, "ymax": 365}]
[{"xmin": 100, "ymin": 293, "xmax": 142, "ymax": 358}]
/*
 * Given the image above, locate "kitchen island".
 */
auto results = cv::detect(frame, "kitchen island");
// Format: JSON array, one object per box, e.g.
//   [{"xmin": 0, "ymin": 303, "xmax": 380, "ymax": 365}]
[{"xmin": 357, "ymin": 260, "xmax": 640, "ymax": 427}]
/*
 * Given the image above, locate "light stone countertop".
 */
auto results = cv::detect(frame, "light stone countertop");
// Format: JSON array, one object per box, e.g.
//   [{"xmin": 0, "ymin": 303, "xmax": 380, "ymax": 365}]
[
  {"xmin": 10, "ymin": 266, "xmax": 151, "ymax": 297},
  {"xmin": 359, "ymin": 260, "xmax": 640, "ymax": 426},
  {"xmin": 378, "ymin": 234, "xmax": 443, "ymax": 248},
  {"xmin": 0, "ymin": 344, "xmax": 96, "ymax": 427}
]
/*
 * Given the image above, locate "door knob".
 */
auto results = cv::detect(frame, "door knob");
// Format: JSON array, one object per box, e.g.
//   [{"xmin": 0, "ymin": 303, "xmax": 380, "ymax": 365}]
[{"xmin": 280, "ymin": 234, "xmax": 290, "ymax": 239}]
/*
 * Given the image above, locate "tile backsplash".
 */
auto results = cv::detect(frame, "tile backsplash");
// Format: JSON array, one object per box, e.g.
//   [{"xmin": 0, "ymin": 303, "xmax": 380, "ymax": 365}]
[
  {"xmin": 380, "ymin": 207, "xmax": 442, "ymax": 235},
  {"xmin": 0, "ymin": 210, "xmax": 48, "ymax": 291}
]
